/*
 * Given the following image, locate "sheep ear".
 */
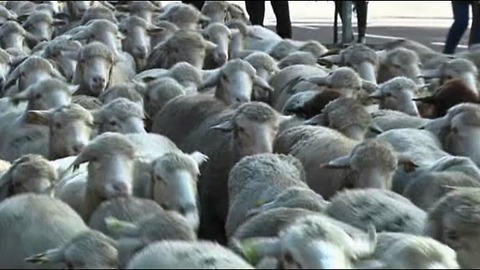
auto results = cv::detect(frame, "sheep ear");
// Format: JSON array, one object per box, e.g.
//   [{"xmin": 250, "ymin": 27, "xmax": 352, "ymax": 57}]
[
  {"xmin": 247, "ymin": 30, "xmax": 264, "ymax": 40},
  {"xmin": 236, "ymin": 237, "xmax": 282, "ymax": 266},
  {"xmin": 322, "ymin": 155, "xmax": 351, "ymax": 169},
  {"xmin": 104, "ymin": 216, "xmax": 139, "ymax": 236},
  {"xmin": 210, "ymin": 120, "xmax": 234, "ymax": 132},
  {"xmin": 24, "ymin": 248, "xmax": 64, "ymax": 264},
  {"xmin": 147, "ymin": 26, "xmax": 165, "ymax": 36},
  {"xmin": 368, "ymin": 123, "xmax": 384, "ymax": 135},
  {"xmin": 397, "ymin": 153, "xmax": 419, "ymax": 173},
  {"xmin": 318, "ymin": 54, "xmax": 342, "ymax": 65},
  {"xmin": 25, "ymin": 110, "xmax": 52, "ymax": 126},
  {"xmin": 70, "ymin": 29, "xmax": 91, "ymax": 41},
  {"xmin": 375, "ymin": 49, "xmax": 388, "ymax": 62},
  {"xmin": 368, "ymin": 89, "xmax": 384, "ymax": 99},
  {"xmin": 68, "ymin": 85, "xmax": 80, "ymax": 95},
  {"xmin": 9, "ymin": 88, "xmax": 31, "ymax": 105},
  {"xmin": 362, "ymin": 80, "xmax": 379, "ymax": 94},
  {"xmin": 305, "ymin": 76, "xmax": 330, "ymax": 86},
  {"xmin": 304, "ymin": 113, "xmax": 325, "ymax": 126},
  {"xmin": 413, "ymin": 95, "xmax": 436, "ymax": 104},
  {"xmin": 189, "ymin": 151, "xmax": 209, "ymax": 167},
  {"xmin": 253, "ymin": 75, "xmax": 273, "ymax": 92},
  {"xmin": 198, "ymin": 70, "xmax": 220, "ymax": 91},
  {"xmin": 204, "ymin": 40, "xmax": 218, "ymax": 51}
]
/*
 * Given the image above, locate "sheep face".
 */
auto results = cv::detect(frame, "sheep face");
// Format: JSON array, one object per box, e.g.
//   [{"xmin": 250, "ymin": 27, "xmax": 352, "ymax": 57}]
[
  {"xmin": 203, "ymin": 22, "xmax": 232, "ymax": 66},
  {"xmin": 25, "ymin": 230, "xmax": 118, "ymax": 269},
  {"xmin": 143, "ymin": 78, "xmax": 185, "ymax": 118},
  {"xmin": 22, "ymin": 12, "xmax": 67, "ymax": 44},
  {"xmin": 325, "ymin": 140, "xmax": 397, "ymax": 190},
  {"xmin": 94, "ymin": 98, "xmax": 146, "ymax": 134},
  {"xmin": 305, "ymin": 67, "xmax": 363, "ymax": 98},
  {"xmin": 10, "ymin": 78, "xmax": 78, "ymax": 111},
  {"xmin": 211, "ymin": 102, "xmax": 286, "ymax": 157},
  {"xmin": 4, "ymin": 56, "xmax": 61, "ymax": 93},
  {"xmin": 151, "ymin": 151, "xmax": 208, "ymax": 230},
  {"xmin": 76, "ymin": 43, "xmax": 116, "ymax": 95},
  {"xmin": 369, "ymin": 77, "xmax": 420, "ymax": 117},
  {"xmin": 377, "ymin": 48, "xmax": 424, "ymax": 85},
  {"xmin": 66, "ymin": 1, "xmax": 92, "ymax": 19},
  {"xmin": 201, "ymin": 1, "xmax": 230, "ymax": 23},
  {"xmin": 158, "ymin": 4, "xmax": 210, "ymax": 31},
  {"xmin": 422, "ymin": 58, "xmax": 479, "ymax": 91},
  {"xmin": 0, "ymin": 154, "xmax": 57, "ymax": 199},
  {"xmin": 426, "ymin": 189, "xmax": 480, "ymax": 268},
  {"xmin": 44, "ymin": 38, "xmax": 82, "ymax": 81},
  {"xmin": 119, "ymin": 16, "xmax": 164, "ymax": 65},
  {"xmin": 70, "ymin": 133, "xmax": 137, "ymax": 199},
  {"xmin": 0, "ymin": 21, "xmax": 28, "ymax": 51}
]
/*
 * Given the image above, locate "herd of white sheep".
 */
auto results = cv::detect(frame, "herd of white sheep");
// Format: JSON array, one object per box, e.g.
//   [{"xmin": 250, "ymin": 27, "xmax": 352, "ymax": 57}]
[{"xmin": 0, "ymin": 0, "xmax": 479, "ymax": 268}]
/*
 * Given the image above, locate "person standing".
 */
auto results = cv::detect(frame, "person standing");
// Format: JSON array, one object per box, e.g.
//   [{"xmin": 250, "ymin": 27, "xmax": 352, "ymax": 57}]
[
  {"xmin": 443, "ymin": 1, "xmax": 480, "ymax": 54},
  {"xmin": 245, "ymin": 1, "xmax": 293, "ymax": 39},
  {"xmin": 334, "ymin": 1, "xmax": 368, "ymax": 43},
  {"xmin": 182, "ymin": 1, "xmax": 205, "ymax": 11}
]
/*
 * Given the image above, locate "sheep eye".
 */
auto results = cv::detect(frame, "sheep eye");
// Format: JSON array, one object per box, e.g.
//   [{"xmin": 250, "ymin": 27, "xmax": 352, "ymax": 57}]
[
  {"xmin": 109, "ymin": 120, "xmax": 117, "ymax": 126},
  {"xmin": 284, "ymin": 252, "xmax": 294, "ymax": 263},
  {"xmin": 55, "ymin": 123, "xmax": 62, "ymax": 129},
  {"xmin": 451, "ymin": 126, "xmax": 459, "ymax": 134},
  {"xmin": 446, "ymin": 230, "xmax": 459, "ymax": 241},
  {"xmin": 66, "ymin": 262, "xmax": 74, "ymax": 269},
  {"xmin": 385, "ymin": 92, "xmax": 393, "ymax": 97},
  {"xmin": 221, "ymin": 73, "xmax": 228, "ymax": 81},
  {"xmin": 35, "ymin": 93, "xmax": 42, "ymax": 99}
]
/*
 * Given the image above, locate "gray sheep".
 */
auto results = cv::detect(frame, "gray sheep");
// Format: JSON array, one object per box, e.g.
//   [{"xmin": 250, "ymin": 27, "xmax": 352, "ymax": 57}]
[
  {"xmin": 0, "ymin": 194, "xmax": 89, "ymax": 268},
  {"xmin": 421, "ymin": 58, "xmax": 479, "ymax": 93},
  {"xmin": 126, "ymin": 240, "xmax": 254, "ymax": 269},
  {"xmin": 225, "ymin": 153, "xmax": 308, "ymax": 239},
  {"xmin": 326, "ymin": 188, "xmax": 427, "ymax": 235},
  {"xmin": 98, "ymin": 83, "xmax": 144, "ymax": 108},
  {"xmin": 425, "ymin": 187, "xmax": 480, "ymax": 268},
  {"xmin": 376, "ymin": 47, "xmax": 424, "ymax": 85},
  {"xmin": 146, "ymin": 29, "xmax": 217, "ymax": 70},
  {"xmin": 155, "ymin": 2, "xmax": 210, "ymax": 31},
  {"xmin": 0, "ymin": 154, "xmax": 57, "ymax": 201},
  {"xmin": 105, "ymin": 209, "xmax": 197, "ymax": 268},
  {"xmin": 202, "ymin": 22, "xmax": 234, "ymax": 69},
  {"xmin": 93, "ymin": 97, "xmax": 146, "ymax": 134},
  {"xmin": 72, "ymin": 95, "xmax": 103, "ymax": 110}
]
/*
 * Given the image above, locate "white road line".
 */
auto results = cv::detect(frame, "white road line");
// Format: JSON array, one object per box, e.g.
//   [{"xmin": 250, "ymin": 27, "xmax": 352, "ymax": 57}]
[{"xmin": 431, "ymin": 42, "xmax": 468, "ymax": 48}]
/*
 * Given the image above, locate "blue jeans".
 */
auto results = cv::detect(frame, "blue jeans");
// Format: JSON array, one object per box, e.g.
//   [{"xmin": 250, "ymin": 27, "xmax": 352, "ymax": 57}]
[{"xmin": 443, "ymin": 1, "xmax": 480, "ymax": 54}]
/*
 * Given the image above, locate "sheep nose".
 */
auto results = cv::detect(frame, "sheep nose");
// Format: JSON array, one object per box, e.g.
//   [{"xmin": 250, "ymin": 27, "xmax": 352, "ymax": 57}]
[
  {"xmin": 78, "ymin": 7, "xmax": 87, "ymax": 14},
  {"xmin": 134, "ymin": 46, "xmax": 148, "ymax": 59},
  {"xmin": 235, "ymin": 96, "xmax": 249, "ymax": 103},
  {"xmin": 112, "ymin": 181, "xmax": 130, "ymax": 196},
  {"xmin": 72, "ymin": 143, "xmax": 85, "ymax": 154},
  {"xmin": 92, "ymin": 76, "xmax": 106, "ymax": 85},
  {"xmin": 178, "ymin": 203, "xmax": 196, "ymax": 216},
  {"xmin": 216, "ymin": 52, "xmax": 227, "ymax": 64}
]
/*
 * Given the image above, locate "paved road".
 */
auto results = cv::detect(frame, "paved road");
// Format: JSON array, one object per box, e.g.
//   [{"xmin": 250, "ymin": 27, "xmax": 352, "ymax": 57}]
[{"xmin": 165, "ymin": 1, "xmax": 475, "ymax": 53}]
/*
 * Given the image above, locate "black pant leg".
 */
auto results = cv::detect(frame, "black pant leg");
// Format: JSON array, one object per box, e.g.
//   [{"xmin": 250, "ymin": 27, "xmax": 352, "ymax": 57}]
[
  {"xmin": 245, "ymin": 1, "xmax": 266, "ymax": 26},
  {"xmin": 355, "ymin": 1, "xmax": 368, "ymax": 40},
  {"xmin": 271, "ymin": 1, "xmax": 292, "ymax": 39}
]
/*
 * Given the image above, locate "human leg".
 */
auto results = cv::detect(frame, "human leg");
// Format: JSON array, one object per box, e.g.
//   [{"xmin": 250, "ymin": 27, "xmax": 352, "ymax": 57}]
[
  {"xmin": 271, "ymin": 1, "xmax": 292, "ymax": 39},
  {"xmin": 469, "ymin": 1, "xmax": 480, "ymax": 46},
  {"xmin": 443, "ymin": 1, "xmax": 470, "ymax": 54},
  {"xmin": 245, "ymin": 1, "xmax": 266, "ymax": 26},
  {"xmin": 355, "ymin": 1, "xmax": 368, "ymax": 43}
]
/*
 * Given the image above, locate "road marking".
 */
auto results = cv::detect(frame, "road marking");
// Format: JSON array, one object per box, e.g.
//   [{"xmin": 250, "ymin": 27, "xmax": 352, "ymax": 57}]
[{"xmin": 431, "ymin": 42, "xmax": 468, "ymax": 48}]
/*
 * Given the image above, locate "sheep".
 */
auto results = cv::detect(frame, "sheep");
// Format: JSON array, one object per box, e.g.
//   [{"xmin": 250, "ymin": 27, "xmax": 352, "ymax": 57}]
[
  {"xmin": 420, "ymin": 102, "xmax": 480, "ymax": 166},
  {"xmin": 118, "ymin": 15, "xmax": 165, "ymax": 70},
  {"xmin": 0, "ymin": 194, "xmax": 89, "ymax": 268},
  {"xmin": 105, "ymin": 210, "xmax": 197, "ymax": 268},
  {"xmin": 148, "ymin": 19, "xmax": 179, "ymax": 48},
  {"xmin": 21, "ymin": 10, "xmax": 67, "ymax": 48},
  {"xmin": 0, "ymin": 79, "xmax": 83, "ymax": 161},
  {"xmin": 414, "ymin": 78, "xmax": 479, "ymax": 118},
  {"xmin": 126, "ymin": 240, "xmax": 254, "ymax": 269},
  {"xmin": 196, "ymin": 58, "xmax": 273, "ymax": 104},
  {"xmin": 72, "ymin": 41, "xmax": 117, "ymax": 96},
  {"xmin": 225, "ymin": 153, "xmax": 309, "ymax": 239},
  {"xmin": 226, "ymin": 19, "xmax": 263, "ymax": 59},
  {"xmin": 278, "ymin": 51, "xmax": 319, "ymax": 69},
  {"xmin": 0, "ymin": 20, "xmax": 36, "ymax": 53},
  {"xmin": 2, "ymin": 55, "xmax": 65, "ymax": 96},
  {"xmin": 425, "ymin": 188, "xmax": 480, "ymax": 268},
  {"xmin": 155, "ymin": 2, "xmax": 210, "ymax": 31},
  {"xmin": 98, "ymin": 83, "xmax": 144, "ymax": 108},
  {"xmin": 72, "ymin": 94, "xmax": 103, "ymax": 110},
  {"xmin": 376, "ymin": 47, "xmax": 424, "ymax": 85},
  {"xmin": 145, "ymin": 29, "xmax": 217, "ymax": 70},
  {"xmin": 0, "ymin": 154, "xmax": 57, "ymax": 201},
  {"xmin": 373, "ymin": 232, "xmax": 460, "ymax": 268},
  {"xmin": 114, "ymin": 1, "xmax": 162, "ymax": 23},
  {"xmin": 369, "ymin": 109, "xmax": 430, "ymax": 132},
  {"xmin": 420, "ymin": 58, "xmax": 479, "ymax": 93},
  {"xmin": 78, "ymin": 5, "xmax": 118, "ymax": 26},
  {"xmin": 93, "ymin": 97, "xmax": 146, "ymax": 134},
  {"xmin": 139, "ymin": 77, "xmax": 186, "ymax": 128},
  {"xmin": 0, "ymin": 5, "xmax": 18, "ymax": 24},
  {"xmin": 319, "ymin": 44, "xmax": 379, "ymax": 83},
  {"xmin": 55, "ymin": 132, "xmax": 138, "ymax": 221},
  {"xmin": 243, "ymin": 51, "xmax": 280, "ymax": 103},
  {"xmin": 325, "ymin": 188, "xmax": 427, "ymax": 235},
  {"xmin": 135, "ymin": 61, "xmax": 202, "ymax": 94},
  {"xmin": 230, "ymin": 208, "xmax": 364, "ymax": 246},
  {"xmin": 202, "ymin": 22, "xmax": 234, "ymax": 69},
  {"xmin": 303, "ymin": 97, "xmax": 374, "ymax": 141},
  {"xmin": 274, "ymin": 126, "xmax": 399, "ymax": 199},
  {"xmin": 282, "ymin": 89, "xmax": 342, "ymax": 120},
  {"xmin": 368, "ymin": 76, "xmax": 422, "ymax": 116},
  {"xmin": 245, "ymin": 186, "xmax": 329, "ymax": 218},
  {"xmin": 403, "ymin": 171, "xmax": 480, "ymax": 211},
  {"xmin": 88, "ymin": 196, "xmax": 164, "ymax": 240},
  {"xmin": 24, "ymin": 229, "xmax": 119, "ymax": 269},
  {"xmin": 298, "ymin": 40, "xmax": 328, "ymax": 57},
  {"xmin": 200, "ymin": 1, "xmax": 230, "ymax": 23},
  {"xmin": 234, "ymin": 214, "xmax": 377, "ymax": 268},
  {"xmin": 36, "ymin": 36, "xmax": 82, "ymax": 81},
  {"xmin": 156, "ymin": 101, "xmax": 290, "ymax": 244}
]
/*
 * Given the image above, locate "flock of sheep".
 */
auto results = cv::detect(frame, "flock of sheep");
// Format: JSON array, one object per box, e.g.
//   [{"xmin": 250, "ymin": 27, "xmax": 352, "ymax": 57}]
[{"xmin": 0, "ymin": 0, "xmax": 480, "ymax": 268}]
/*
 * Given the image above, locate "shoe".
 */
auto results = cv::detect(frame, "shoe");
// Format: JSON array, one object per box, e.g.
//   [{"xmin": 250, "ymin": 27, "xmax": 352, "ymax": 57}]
[{"xmin": 357, "ymin": 36, "xmax": 366, "ymax": 44}]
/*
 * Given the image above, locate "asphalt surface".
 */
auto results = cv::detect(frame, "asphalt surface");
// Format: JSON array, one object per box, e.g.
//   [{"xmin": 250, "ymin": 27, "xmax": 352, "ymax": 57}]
[{"xmin": 164, "ymin": 1, "xmax": 475, "ymax": 53}]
